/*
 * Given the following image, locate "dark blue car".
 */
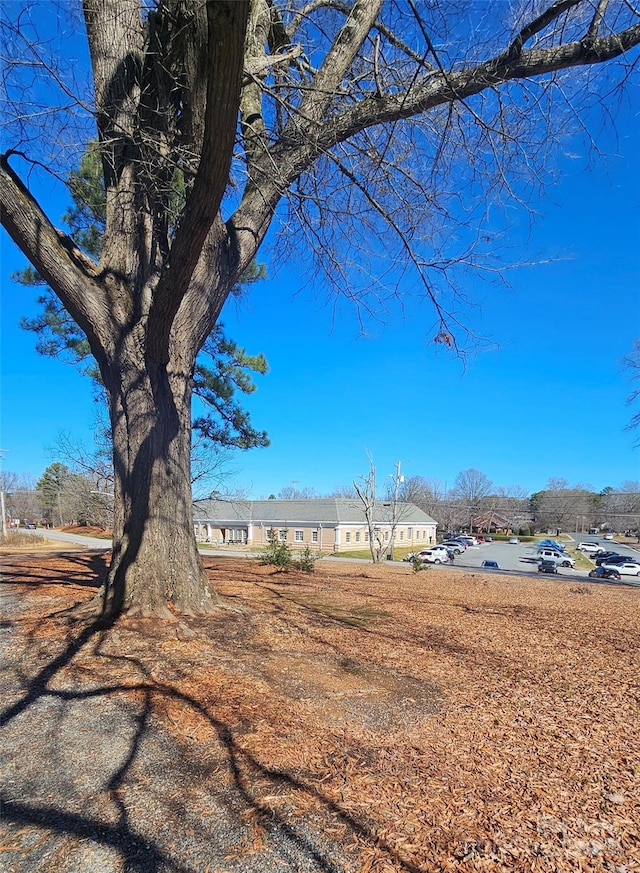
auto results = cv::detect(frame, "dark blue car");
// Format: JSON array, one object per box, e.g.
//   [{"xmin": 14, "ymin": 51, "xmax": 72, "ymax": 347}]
[{"xmin": 588, "ymin": 566, "xmax": 621, "ymax": 581}]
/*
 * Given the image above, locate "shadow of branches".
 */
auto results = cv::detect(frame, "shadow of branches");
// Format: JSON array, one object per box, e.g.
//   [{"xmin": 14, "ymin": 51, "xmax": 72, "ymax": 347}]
[{"xmin": 0, "ymin": 585, "xmax": 423, "ymax": 873}]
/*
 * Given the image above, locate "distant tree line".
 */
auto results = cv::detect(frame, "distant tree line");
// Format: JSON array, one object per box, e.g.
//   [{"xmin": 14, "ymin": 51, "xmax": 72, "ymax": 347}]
[
  {"xmin": 1, "ymin": 463, "xmax": 113, "ymax": 530},
  {"xmin": 2, "ymin": 465, "xmax": 639, "ymax": 536}
]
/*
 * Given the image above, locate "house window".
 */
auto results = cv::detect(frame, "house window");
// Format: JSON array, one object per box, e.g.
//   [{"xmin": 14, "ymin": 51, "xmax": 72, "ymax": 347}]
[
  {"xmin": 279, "ymin": 529, "xmax": 287, "ymax": 541},
  {"xmin": 399, "ymin": 531, "xmax": 404, "ymax": 540},
  {"xmin": 385, "ymin": 531, "xmax": 389, "ymax": 540},
  {"xmin": 408, "ymin": 528, "xmax": 412, "ymax": 539},
  {"xmin": 365, "ymin": 532, "xmax": 369, "ymax": 542},
  {"xmin": 355, "ymin": 531, "xmax": 361, "ymax": 542},
  {"xmin": 295, "ymin": 530, "xmax": 304, "ymax": 542},
  {"xmin": 345, "ymin": 532, "xmax": 351, "ymax": 543},
  {"xmin": 312, "ymin": 530, "xmax": 318, "ymax": 543}
]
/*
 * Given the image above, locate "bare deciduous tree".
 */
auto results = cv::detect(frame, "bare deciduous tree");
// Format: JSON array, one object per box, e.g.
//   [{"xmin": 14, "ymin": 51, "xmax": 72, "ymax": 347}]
[
  {"xmin": 277, "ymin": 485, "xmax": 318, "ymax": 500},
  {"xmin": 353, "ymin": 454, "xmax": 386, "ymax": 563},
  {"xmin": 531, "ymin": 479, "xmax": 595, "ymax": 532},
  {"xmin": 398, "ymin": 475, "xmax": 446, "ymax": 521},
  {"xmin": 1, "ymin": 473, "xmax": 39, "ymax": 527},
  {"xmin": 623, "ymin": 339, "xmax": 640, "ymax": 445},
  {"xmin": 450, "ymin": 468, "xmax": 493, "ymax": 530},
  {"xmin": 354, "ymin": 456, "xmax": 410, "ymax": 562},
  {"xmin": 327, "ymin": 484, "xmax": 359, "ymax": 500},
  {"xmin": 2, "ymin": 1, "xmax": 639, "ymax": 615}
]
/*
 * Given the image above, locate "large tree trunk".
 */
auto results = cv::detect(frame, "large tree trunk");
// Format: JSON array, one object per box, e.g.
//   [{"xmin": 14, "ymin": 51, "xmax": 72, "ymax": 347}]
[{"xmin": 99, "ymin": 349, "xmax": 216, "ymax": 618}]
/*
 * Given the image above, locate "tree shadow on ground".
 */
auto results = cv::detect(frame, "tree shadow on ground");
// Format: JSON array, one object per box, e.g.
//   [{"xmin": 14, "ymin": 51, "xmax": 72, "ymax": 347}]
[
  {"xmin": 1, "ymin": 577, "xmax": 424, "ymax": 873},
  {"xmin": 0, "ymin": 551, "xmax": 109, "ymax": 590}
]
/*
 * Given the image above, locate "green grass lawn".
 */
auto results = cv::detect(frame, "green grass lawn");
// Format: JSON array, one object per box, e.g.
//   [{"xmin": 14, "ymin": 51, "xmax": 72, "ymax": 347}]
[{"xmin": 334, "ymin": 546, "xmax": 416, "ymax": 561}]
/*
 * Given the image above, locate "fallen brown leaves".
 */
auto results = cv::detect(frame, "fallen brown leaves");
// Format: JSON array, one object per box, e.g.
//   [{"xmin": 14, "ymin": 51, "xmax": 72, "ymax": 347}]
[{"xmin": 2, "ymin": 552, "xmax": 639, "ymax": 872}]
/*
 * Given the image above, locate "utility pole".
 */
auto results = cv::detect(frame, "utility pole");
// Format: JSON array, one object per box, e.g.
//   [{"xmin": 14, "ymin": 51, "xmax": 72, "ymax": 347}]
[
  {"xmin": 0, "ymin": 490, "xmax": 6, "ymax": 538},
  {"xmin": 0, "ymin": 449, "xmax": 8, "ymax": 538}
]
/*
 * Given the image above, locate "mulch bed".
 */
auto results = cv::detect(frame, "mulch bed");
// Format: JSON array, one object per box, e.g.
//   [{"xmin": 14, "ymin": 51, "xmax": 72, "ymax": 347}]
[{"xmin": 1, "ymin": 552, "xmax": 639, "ymax": 872}]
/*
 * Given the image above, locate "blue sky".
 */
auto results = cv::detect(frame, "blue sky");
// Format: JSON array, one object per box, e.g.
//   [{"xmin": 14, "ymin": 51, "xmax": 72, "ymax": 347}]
[{"xmin": 1, "ymin": 61, "xmax": 639, "ymax": 498}]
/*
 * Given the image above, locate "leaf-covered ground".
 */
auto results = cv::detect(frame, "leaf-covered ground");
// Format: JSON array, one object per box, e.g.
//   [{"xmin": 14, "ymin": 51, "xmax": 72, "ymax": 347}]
[{"xmin": 1, "ymin": 552, "xmax": 638, "ymax": 872}]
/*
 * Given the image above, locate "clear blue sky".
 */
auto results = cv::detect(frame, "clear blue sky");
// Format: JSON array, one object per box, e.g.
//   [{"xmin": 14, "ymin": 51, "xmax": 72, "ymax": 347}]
[{"xmin": 1, "ymin": 69, "xmax": 639, "ymax": 497}]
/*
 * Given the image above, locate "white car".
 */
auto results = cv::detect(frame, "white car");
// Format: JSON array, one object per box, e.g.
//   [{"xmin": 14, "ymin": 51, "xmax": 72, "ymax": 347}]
[
  {"xmin": 417, "ymin": 547, "xmax": 451, "ymax": 564},
  {"xmin": 602, "ymin": 561, "xmax": 640, "ymax": 577},
  {"xmin": 576, "ymin": 542, "xmax": 601, "ymax": 553},
  {"xmin": 440, "ymin": 540, "xmax": 465, "ymax": 554}
]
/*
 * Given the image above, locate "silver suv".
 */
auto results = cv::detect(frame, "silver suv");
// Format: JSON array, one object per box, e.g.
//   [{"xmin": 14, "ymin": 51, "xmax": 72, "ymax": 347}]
[{"xmin": 537, "ymin": 548, "xmax": 575, "ymax": 568}]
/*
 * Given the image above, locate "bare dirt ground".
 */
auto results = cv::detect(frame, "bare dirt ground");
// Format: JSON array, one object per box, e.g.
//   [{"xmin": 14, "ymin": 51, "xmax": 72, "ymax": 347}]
[{"xmin": 1, "ymin": 551, "xmax": 639, "ymax": 873}]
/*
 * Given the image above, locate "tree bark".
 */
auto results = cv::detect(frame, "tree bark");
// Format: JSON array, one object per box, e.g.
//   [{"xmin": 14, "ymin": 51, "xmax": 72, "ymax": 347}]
[{"xmin": 99, "ymin": 346, "xmax": 215, "ymax": 618}]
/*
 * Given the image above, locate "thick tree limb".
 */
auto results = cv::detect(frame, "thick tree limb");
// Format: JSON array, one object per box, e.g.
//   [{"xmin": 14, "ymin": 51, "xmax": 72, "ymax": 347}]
[
  {"xmin": 295, "ymin": 0, "xmax": 383, "ymax": 127},
  {"xmin": 83, "ymin": 0, "xmax": 146, "ymax": 272},
  {"xmin": 506, "ymin": 0, "xmax": 584, "ymax": 59},
  {"xmin": 0, "ymin": 153, "xmax": 111, "ymax": 362},
  {"xmin": 231, "ymin": 16, "xmax": 639, "ymax": 263},
  {"xmin": 146, "ymin": 1, "xmax": 249, "ymax": 363},
  {"xmin": 275, "ymin": 22, "xmax": 640, "ymax": 175}
]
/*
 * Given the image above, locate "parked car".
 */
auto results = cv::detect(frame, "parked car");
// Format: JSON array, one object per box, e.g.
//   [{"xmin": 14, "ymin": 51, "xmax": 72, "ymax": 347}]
[
  {"xmin": 588, "ymin": 566, "xmax": 622, "ymax": 581},
  {"xmin": 509, "ymin": 537, "xmax": 520, "ymax": 544},
  {"xmin": 538, "ymin": 560, "xmax": 558, "ymax": 574},
  {"xmin": 601, "ymin": 561, "xmax": 640, "ymax": 577},
  {"xmin": 456, "ymin": 535, "xmax": 478, "ymax": 546},
  {"xmin": 416, "ymin": 548, "xmax": 450, "ymax": 564},
  {"xmin": 482, "ymin": 560, "xmax": 499, "ymax": 570},
  {"xmin": 538, "ymin": 539, "xmax": 565, "ymax": 551},
  {"xmin": 595, "ymin": 553, "xmax": 625, "ymax": 566},
  {"xmin": 576, "ymin": 542, "xmax": 601, "ymax": 553},
  {"xmin": 603, "ymin": 534, "xmax": 614, "ymax": 541},
  {"xmin": 440, "ymin": 540, "xmax": 465, "ymax": 554},
  {"xmin": 537, "ymin": 548, "xmax": 575, "ymax": 568}
]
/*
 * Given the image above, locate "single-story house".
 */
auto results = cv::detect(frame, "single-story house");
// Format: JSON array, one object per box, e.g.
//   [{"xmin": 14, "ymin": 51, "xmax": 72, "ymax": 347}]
[
  {"xmin": 472, "ymin": 509, "xmax": 535, "ymax": 534},
  {"xmin": 193, "ymin": 498, "xmax": 437, "ymax": 552},
  {"xmin": 472, "ymin": 511, "xmax": 513, "ymax": 533}
]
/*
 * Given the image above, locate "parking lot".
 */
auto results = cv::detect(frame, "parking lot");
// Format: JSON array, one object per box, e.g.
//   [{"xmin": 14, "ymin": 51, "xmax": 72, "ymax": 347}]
[{"xmin": 444, "ymin": 536, "xmax": 640, "ymax": 582}]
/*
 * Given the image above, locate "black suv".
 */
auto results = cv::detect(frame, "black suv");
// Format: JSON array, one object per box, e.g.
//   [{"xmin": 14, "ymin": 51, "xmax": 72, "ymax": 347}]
[
  {"xmin": 538, "ymin": 559, "xmax": 558, "ymax": 574},
  {"xmin": 595, "ymin": 553, "xmax": 624, "ymax": 566}
]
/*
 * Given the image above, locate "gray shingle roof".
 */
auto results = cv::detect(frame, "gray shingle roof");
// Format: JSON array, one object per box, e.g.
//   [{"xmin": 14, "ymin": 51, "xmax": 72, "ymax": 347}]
[{"xmin": 193, "ymin": 498, "xmax": 436, "ymax": 526}]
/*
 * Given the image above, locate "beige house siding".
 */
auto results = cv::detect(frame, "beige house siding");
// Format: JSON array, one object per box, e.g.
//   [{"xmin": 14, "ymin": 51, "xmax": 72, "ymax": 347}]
[
  {"xmin": 338, "ymin": 525, "xmax": 434, "ymax": 550},
  {"xmin": 251, "ymin": 523, "xmax": 337, "ymax": 551},
  {"xmin": 193, "ymin": 499, "xmax": 438, "ymax": 552},
  {"xmin": 194, "ymin": 522, "xmax": 436, "ymax": 552}
]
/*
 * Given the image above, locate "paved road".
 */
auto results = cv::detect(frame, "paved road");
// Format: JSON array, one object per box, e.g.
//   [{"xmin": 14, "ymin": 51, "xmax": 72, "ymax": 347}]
[
  {"xmin": 447, "ymin": 536, "xmax": 640, "ymax": 585},
  {"xmin": 16, "ymin": 529, "xmax": 640, "ymax": 587},
  {"xmin": 21, "ymin": 528, "xmax": 113, "ymax": 550},
  {"xmin": 20, "ymin": 528, "xmax": 257, "ymax": 558}
]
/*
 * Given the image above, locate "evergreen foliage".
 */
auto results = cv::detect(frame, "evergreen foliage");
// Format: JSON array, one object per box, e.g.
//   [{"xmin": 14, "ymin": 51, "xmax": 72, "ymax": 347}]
[
  {"xmin": 259, "ymin": 530, "xmax": 293, "ymax": 570},
  {"xmin": 15, "ymin": 144, "xmax": 269, "ymax": 449}
]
